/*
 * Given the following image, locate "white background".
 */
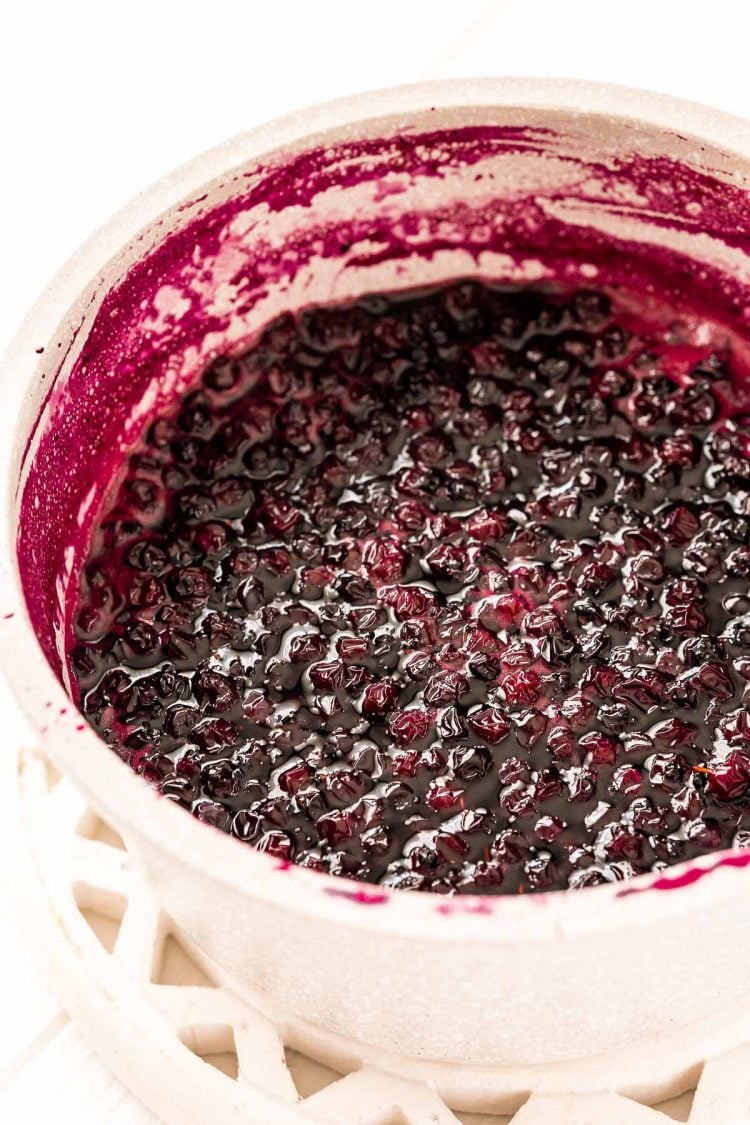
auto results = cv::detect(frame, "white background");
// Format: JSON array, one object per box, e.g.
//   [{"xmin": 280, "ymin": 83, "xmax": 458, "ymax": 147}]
[{"xmin": 1, "ymin": 0, "xmax": 750, "ymax": 1119}]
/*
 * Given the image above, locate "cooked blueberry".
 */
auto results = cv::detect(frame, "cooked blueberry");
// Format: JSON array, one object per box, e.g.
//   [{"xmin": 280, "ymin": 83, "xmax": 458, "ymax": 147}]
[{"xmin": 70, "ymin": 282, "xmax": 750, "ymax": 894}]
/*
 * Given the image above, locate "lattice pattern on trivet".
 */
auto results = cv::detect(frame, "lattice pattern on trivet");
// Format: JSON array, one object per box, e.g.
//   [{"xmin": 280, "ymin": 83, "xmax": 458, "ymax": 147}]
[{"xmin": 15, "ymin": 745, "xmax": 750, "ymax": 1124}]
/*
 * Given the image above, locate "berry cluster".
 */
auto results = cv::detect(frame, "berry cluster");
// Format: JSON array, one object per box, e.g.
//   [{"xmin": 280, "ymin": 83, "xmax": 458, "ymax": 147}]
[{"xmin": 71, "ymin": 282, "xmax": 750, "ymax": 893}]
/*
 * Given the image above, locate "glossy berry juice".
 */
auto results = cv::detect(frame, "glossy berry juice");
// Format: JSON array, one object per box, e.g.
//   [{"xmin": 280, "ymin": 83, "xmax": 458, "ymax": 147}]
[{"xmin": 69, "ymin": 280, "xmax": 750, "ymax": 894}]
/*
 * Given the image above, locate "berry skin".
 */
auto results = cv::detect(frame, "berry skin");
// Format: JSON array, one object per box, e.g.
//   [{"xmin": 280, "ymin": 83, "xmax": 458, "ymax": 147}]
[
  {"xmin": 467, "ymin": 707, "xmax": 510, "ymax": 745},
  {"xmin": 361, "ymin": 680, "xmax": 400, "ymax": 717},
  {"xmin": 388, "ymin": 708, "xmax": 433, "ymax": 747}
]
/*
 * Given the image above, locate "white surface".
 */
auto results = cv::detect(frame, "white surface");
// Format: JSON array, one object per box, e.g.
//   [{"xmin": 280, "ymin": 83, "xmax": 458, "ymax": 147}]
[{"xmin": 1, "ymin": 0, "xmax": 749, "ymax": 1119}]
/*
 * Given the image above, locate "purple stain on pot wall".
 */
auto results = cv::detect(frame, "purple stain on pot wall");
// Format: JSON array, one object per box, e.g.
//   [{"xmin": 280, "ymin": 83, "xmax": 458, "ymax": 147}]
[
  {"xmin": 616, "ymin": 849, "xmax": 750, "ymax": 896},
  {"xmin": 325, "ymin": 886, "xmax": 390, "ymax": 906},
  {"xmin": 15, "ymin": 121, "xmax": 750, "ymax": 678}
]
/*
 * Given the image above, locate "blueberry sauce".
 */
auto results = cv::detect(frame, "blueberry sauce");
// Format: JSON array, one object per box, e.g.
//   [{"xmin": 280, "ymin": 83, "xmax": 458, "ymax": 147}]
[{"xmin": 69, "ymin": 281, "xmax": 750, "ymax": 894}]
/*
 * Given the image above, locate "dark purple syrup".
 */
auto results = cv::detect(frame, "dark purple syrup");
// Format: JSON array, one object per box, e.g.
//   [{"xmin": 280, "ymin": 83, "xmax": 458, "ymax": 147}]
[{"xmin": 70, "ymin": 281, "xmax": 750, "ymax": 894}]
